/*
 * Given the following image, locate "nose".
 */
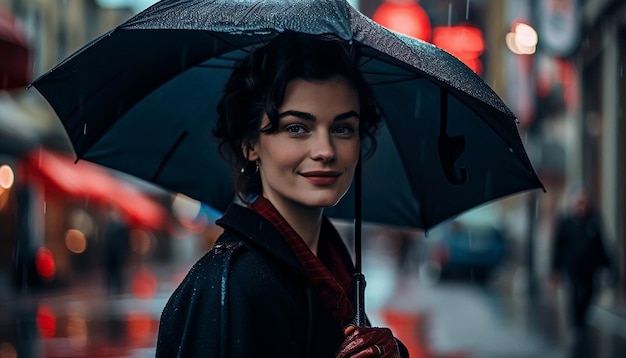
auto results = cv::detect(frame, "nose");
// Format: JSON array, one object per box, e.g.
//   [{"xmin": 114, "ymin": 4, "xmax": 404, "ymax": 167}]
[{"xmin": 310, "ymin": 133, "xmax": 336, "ymax": 163}]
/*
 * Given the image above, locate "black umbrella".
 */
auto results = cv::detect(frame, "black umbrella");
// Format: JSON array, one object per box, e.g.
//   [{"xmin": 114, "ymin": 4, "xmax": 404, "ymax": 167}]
[{"xmin": 31, "ymin": 0, "xmax": 543, "ymax": 325}]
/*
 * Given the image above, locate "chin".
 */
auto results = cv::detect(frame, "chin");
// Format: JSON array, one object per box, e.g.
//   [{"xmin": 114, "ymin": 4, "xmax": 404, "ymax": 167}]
[{"xmin": 303, "ymin": 193, "xmax": 347, "ymax": 208}]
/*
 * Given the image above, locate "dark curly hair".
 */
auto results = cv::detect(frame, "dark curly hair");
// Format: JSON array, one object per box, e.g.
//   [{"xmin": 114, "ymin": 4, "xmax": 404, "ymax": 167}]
[{"xmin": 213, "ymin": 31, "xmax": 381, "ymax": 200}]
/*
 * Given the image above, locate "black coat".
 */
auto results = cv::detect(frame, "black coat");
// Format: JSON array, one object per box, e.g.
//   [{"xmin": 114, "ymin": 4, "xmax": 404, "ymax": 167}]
[
  {"xmin": 156, "ymin": 203, "xmax": 356, "ymax": 357},
  {"xmin": 551, "ymin": 211, "xmax": 610, "ymax": 278}
]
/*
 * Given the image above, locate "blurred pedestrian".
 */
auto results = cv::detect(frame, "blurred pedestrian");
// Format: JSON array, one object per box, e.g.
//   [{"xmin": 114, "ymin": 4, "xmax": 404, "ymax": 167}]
[
  {"xmin": 388, "ymin": 228, "xmax": 419, "ymax": 275},
  {"xmin": 156, "ymin": 32, "xmax": 408, "ymax": 357},
  {"xmin": 549, "ymin": 185, "xmax": 617, "ymax": 334},
  {"xmin": 102, "ymin": 206, "xmax": 130, "ymax": 295}
]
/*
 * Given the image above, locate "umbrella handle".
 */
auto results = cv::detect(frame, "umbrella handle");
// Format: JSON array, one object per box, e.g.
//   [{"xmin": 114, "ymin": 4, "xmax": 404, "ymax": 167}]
[
  {"xmin": 352, "ymin": 158, "xmax": 367, "ymax": 327},
  {"xmin": 438, "ymin": 88, "xmax": 467, "ymax": 185},
  {"xmin": 438, "ymin": 135, "xmax": 467, "ymax": 185},
  {"xmin": 352, "ymin": 272, "xmax": 367, "ymax": 327}
]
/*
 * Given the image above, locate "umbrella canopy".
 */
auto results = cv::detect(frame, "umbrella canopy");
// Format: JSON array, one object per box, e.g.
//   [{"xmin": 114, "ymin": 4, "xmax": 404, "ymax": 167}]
[
  {"xmin": 31, "ymin": 0, "xmax": 543, "ymax": 231},
  {"xmin": 0, "ymin": 8, "xmax": 31, "ymax": 90}
]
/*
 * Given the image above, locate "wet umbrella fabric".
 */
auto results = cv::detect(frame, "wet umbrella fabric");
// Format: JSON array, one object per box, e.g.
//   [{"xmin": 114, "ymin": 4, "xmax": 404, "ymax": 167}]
[
  {"xmin": 32, "ymin": 0, "xmax": 542, "ymax": 233},
  {"xmin": 32, "ymin": 0, "xmax": 543, "ymax": 328}
]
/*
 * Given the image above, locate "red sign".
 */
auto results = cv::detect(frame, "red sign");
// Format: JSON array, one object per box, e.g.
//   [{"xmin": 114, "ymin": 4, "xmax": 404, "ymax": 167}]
[
  {"xmin": 433, "ymin": 25, "xmax": 485, "ymax": 75},
  {"xmin": 372, "ymin": 0, "xmax": 432, "ymax": 42}
]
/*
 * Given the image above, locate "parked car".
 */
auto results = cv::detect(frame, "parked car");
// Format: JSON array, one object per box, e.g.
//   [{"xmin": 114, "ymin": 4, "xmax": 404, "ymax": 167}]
[{"xmin": 421, "ymin": 204, "xmax": 508, "ymax": 283}]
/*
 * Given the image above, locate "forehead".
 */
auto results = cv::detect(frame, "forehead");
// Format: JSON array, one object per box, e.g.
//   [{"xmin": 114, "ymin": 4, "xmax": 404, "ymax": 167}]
[{"xmin": 280, "ymin": 77, "xmax": 360, "ymax": 111}]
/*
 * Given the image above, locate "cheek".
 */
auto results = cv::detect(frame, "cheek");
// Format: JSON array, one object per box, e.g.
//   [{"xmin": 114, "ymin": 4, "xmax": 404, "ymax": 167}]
[
  {"xmin": 261, "ymin": 146, "xmax": 302, "ymax": 170},
  {"xmin": 343, "ymin": 139, "xmax": 361, "ymax": 164}
]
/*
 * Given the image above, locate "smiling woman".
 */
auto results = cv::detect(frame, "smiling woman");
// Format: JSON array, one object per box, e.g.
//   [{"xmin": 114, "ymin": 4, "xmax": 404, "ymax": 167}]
[
  {"xmin": 249, "ymin": 78, "xmax": 361, "ymax": 221},
  {"xmin": 156, "ymin": 32, "xmax": 408, "ymax": 358}
]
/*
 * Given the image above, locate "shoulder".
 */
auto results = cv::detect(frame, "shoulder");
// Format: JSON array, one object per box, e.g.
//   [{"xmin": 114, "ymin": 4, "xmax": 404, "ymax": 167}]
[
  {"xmin": 159, "ymin": 233, "xmax": 269, "ymax": 330},
  {"xmin": 182, "ymin": 228, "xmax": 297, "ymax": 294}
]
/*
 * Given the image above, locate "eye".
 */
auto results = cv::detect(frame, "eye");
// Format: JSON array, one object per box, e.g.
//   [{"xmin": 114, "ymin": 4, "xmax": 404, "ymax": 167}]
[
  {"xmin": 285, "ymin": 123, "xmax": 308, "ymax": 135},
  {"xmin": 333, "ymin": 124, "xmax": 357, "ymax": 137}
]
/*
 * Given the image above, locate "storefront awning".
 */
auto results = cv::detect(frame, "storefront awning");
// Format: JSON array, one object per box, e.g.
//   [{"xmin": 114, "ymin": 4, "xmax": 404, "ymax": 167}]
[{"xmin": 21, "ymin": 148, "xmax": 167, "ymax": 230}]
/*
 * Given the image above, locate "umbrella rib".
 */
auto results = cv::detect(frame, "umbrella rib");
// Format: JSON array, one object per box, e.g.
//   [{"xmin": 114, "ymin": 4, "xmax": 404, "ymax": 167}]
[
  {"xmin": 196, "ymin": 63, "xmax": 237, "ymax": 70},
  {"xmin": 194, "ymin": 32, "xmax": 274, "ymax": 69},
  {"xmin": 152, "ymin": 130, "xmax": 187, "ymax": 182},
  {"xmin": 356, "ymin": 46, "xmax": 423, "ymax": 76},
  {"xmin": 366, "ymin": 77, "xmax": 420, "ymax": 87},
  {"xmin": 355, "ymin": 45, "xmax": 384, "ymax": 68},
  {"xmin": 202, "ymin": 30, "xmax": 272, "ymax": 57},
  {"xmin": 206, "ymin": 31, "xmax": 252, "ymax": 51}
]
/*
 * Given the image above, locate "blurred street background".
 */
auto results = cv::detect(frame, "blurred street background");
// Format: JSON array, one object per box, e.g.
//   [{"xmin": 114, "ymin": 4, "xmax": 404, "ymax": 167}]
[{"xmin": 1, "ymin": 0, "xmax": 625, "ymax": 357}]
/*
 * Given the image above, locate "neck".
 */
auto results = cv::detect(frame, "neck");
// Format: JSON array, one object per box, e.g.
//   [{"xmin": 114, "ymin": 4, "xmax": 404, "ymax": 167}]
[{"xmin": 264, "ymin": 196, "xmax": 324, "ymax": 255}]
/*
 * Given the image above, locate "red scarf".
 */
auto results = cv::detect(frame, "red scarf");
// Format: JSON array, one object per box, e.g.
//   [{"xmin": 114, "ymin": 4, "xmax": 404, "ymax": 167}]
[{"xmin": 250, "ymin": 196, "xmax": 354, "ymax": 326}]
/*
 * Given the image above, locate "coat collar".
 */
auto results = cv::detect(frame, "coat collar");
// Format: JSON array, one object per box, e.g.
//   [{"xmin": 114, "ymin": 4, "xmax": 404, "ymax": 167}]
[{"xmin": 216, "ymin": 203, "xmax": 308, "ymax": 276}]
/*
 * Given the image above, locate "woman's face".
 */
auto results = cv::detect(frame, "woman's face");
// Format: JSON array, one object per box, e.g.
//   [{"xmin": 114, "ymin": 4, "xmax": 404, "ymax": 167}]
[{"xmin": 248, "ymin": 77, "xmax": 361, "ymax": 213}]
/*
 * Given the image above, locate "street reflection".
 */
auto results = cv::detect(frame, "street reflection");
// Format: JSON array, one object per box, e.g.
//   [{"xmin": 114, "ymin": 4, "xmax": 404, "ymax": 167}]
[
  {"xmin": 1, "ymin": 209, "xmax": 625, "ymax": 357},
  {"xmin": 0, "ymin": 180, "xmax": 220, "ymax": 357},
  {"xmin": 36, "ymin": 305, "xmax": 55, "ymax": 339},
  {"xmin": 130, "ymin": 268, "xmax": 158, "ymax": 300},
  {"xmin": 4, "ymin": 269, "xmax": 165, "ymax": 357}
]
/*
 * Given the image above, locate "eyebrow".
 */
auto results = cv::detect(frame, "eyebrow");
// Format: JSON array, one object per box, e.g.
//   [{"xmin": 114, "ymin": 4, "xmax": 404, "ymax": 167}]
[{"xmin": 278, "ymin": 110, "xmax": 360, "ymax": 122}]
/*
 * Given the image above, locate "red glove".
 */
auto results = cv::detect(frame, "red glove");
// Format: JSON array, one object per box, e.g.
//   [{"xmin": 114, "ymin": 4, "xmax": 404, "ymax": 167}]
[{"xmin": 336, "ymin": 325, "xmax": 401, "ymax": 358}]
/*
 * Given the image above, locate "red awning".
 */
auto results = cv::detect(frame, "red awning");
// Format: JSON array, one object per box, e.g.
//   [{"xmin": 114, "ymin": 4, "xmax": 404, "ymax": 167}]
[{"xmin": 21, "ymin": 148, "xmax": 166, "ymax": 230}]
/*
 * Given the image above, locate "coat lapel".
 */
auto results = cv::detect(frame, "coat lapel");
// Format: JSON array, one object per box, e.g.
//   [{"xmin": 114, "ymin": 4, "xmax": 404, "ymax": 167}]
[{"xmin": 217, "ymin": 203, "xmax": 308, "ymax": 277}]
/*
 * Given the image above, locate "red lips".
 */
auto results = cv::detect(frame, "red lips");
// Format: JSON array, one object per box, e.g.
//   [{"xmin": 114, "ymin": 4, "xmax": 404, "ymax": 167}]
[{"xmin": 300, "ymin": 171, "xmax": 341, "ymax": 185}]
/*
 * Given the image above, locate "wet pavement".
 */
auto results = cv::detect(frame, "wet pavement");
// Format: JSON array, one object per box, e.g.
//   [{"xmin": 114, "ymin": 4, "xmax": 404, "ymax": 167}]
[
  {"xmin": 362, "ymin": 247, "xmax": 626, "ymax": 358},
  {"xmin": 0, "ymin": 266, "xmax": 171, "ymax": 358},
  {"xmin": 1, "ymin": 239, "xmax": 625, "ymax": 358}
]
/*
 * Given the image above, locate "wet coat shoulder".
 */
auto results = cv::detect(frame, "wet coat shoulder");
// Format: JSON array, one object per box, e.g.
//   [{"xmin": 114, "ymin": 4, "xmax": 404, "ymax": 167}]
[{"xmin": 157, "ymin": 204, "xmax": 345, "ymax": 357}]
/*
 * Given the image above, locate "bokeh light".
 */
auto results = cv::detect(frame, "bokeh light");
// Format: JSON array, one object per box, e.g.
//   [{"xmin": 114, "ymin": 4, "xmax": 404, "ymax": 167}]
[
  {"xmin": 131, "ymin": 267, "xmax": 158, "ymax": 300},
  {"xmin": 36, "ymin": 305, "xmax": 56, "ymax": 338},
  {"xmin": 68, "ymin": 209, "xmax": 96, "ymax": 237},
  {"xmin": 505, "ymin": 21, "xmax": 537, "ymax": 55},
  {"xmin": 515, "ymin": 23, "xmax": 538, "ymax": 48},
  {"xmin": 372, "ymin": 0, "xmax": 431, "ymax": 42},
  {"xmin": 130, "ymin": 229, "xmax": 154, "ymax": 255},
  {"xmin": 433, "ymin": 25, "xmax": 485, "ymax": 74},
  {"xmin": 172, "ymin": 193, "xmax": 201, "ymax": 222},
  {"xmin": 0, "ymin": 164, "xmax": 14, "ymax": 189},
  {"xmin": 66, "ymin": 313, "xmax": 88, "ymax": 348},
  {"xmin": 35, "ymin": 247, "xmax": 56, "ymax": 281},
  {"xmin": 171, "ymin": 193, "xmax": 210, "ymax": 232},
  {"xmin": 126, "ymin": 312, "xmax": 154, "ymax": 344},
  {"xmin": 64, "ymin": 229, "xmax": 87, "ymax": 254}
]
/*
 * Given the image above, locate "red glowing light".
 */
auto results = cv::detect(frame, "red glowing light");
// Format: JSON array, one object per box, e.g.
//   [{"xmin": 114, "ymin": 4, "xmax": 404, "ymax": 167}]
[
  {"xmin": 126, "ymin": 312, "xmax": 155, "ymax": 344},
  {"xmin": 35, "ymin": 248, "xmax": 56, "ymax": 280},
  {"xmin": 372, "ymin": 0, "xmax": 431, "ymax": 42},
  {"xmin": 36, "ymin": 305, "xmax": 56, "ymax": 338},
  {"xmin": 433, "ymin": 25, "xmax": 485, "ymax": 74},
  {"xmin": 131, "ymin": 267, "xmax": 158, "ymax": 300}
]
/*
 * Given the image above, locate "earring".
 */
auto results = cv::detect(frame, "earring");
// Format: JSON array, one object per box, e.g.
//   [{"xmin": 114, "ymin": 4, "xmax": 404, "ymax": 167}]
[{"xmin": 240, "ymin": 160, "xmax": 259, "ymax": 178}]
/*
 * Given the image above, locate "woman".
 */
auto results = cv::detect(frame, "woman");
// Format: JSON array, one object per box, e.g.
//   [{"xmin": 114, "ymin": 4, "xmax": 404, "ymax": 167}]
[{"xmin": 157, "ymin": 32, "xmax": 408, "ymax": 357}]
